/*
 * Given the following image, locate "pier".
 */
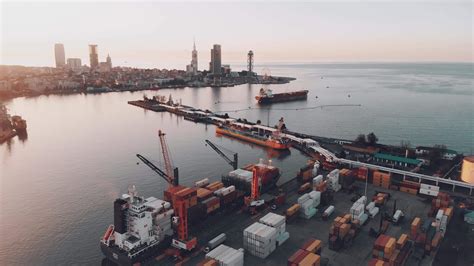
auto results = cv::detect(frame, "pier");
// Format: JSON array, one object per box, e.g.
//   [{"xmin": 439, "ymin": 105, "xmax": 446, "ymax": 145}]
[{"xmin": 128, "ymin": 98, "xmax": 474, "ymax": 196}]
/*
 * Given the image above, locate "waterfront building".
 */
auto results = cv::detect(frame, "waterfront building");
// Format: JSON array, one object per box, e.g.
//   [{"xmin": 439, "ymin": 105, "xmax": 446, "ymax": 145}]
[
  {"xmin": 210, "ymin": 44, "xmax": 221, "ymax": 75},
  {"xmin": 89, "ymin": 44, "xmax": 99, "ymax": 69},
  {"xmin": 67, "ymin": 58, "xmax": 82, "ymax": 70},
  {"xmin": 54, "ymin": 43, "xmax": 66, "ymax": 68},
  {"xmin": 186, "ymin": 40, "xmax": 198, "ymax": 75}
]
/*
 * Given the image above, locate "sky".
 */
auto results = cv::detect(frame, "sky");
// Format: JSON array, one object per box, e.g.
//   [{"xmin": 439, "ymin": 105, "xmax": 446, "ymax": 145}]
[{"xmin": 0, "ymin": 1, "xmax": 472, "ymax": 69}]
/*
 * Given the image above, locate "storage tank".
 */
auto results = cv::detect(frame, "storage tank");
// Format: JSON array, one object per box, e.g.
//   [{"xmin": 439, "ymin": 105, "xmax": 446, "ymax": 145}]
[{"xmin": 461, "ymin": 156, "xmax": 474, "ymax": 184}]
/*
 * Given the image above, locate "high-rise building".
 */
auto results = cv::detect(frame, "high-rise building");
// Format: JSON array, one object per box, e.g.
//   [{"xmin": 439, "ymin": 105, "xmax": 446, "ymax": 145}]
[
  {"xmin": 247, "ymin": 50, "xmax": 254, "ymax": 76},
  {"xmin": 67, "ymin": 58, "xmax": 82, "ymax": 70},
  {"xmin": 54, "ymin": 43, "xmax": 66, "ymax": 68},
  {"xmin": 186, "ymin": 39, "xmax": 198, "ymax": 75},
  {"xmin": 89, "ymin": 44, "xmax": 99, "ymax": 69},
  {"xmin": 106, "ymin": 54, "xmax": 112, "ymax": 69},
  {"xmin": 210, "ymin": 44, "xmax": 221, "ymax": 75}
]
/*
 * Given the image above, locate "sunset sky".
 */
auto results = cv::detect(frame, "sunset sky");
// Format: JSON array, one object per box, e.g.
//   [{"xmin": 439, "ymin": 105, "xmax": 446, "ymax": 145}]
[{"xmin": 1, "ymin": 1, "xmax": 472, "ymax": 69}]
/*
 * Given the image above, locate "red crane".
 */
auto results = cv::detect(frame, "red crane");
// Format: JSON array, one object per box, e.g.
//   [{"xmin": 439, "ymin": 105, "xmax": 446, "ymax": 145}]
[{"xmin": 244, "ymin": 166, "xmax": 264, "ymax": 214}]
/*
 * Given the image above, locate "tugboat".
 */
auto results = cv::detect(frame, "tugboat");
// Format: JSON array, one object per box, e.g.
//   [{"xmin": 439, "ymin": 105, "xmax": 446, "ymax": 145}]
[{"xmin": 255, "ymin": 88, "xmax": 308, "ymax": 104}]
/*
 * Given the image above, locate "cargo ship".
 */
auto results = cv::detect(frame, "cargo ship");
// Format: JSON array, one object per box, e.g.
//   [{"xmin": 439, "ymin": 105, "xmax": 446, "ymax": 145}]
[
  {"xmin": 100, "ymin": 186, "xmax": 174, "ymax": 265},
  {"xmin": 255, "ymin": 88, "xmax": 308, "ymax": 104},
  {"xmin": 216, "ymin": 120, "xmax": 289, "ymax": 150}
]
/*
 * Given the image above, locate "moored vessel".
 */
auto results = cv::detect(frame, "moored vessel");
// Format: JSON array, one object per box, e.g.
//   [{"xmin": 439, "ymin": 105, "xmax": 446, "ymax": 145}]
[
  {"xmin": 216, "ymin": 118, "xmax": 289, "ymax": 150},
  {"xmin": 256, "ymin": 88, "xmax": 308, "ymax": 104}
]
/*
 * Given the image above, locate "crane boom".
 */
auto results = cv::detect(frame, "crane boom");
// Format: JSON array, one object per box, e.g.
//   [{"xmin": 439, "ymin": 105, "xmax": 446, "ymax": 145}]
[
  {"xmin": 136, "ymin": 154, "xmax": 179, "ymax": 186},
  {"xmin": 158, "ymin": 130, "xmax": 174, "ymax": 181},
  {"xmin": 205, "ymin": 139, "xmax": 238, "ymax": 170}
]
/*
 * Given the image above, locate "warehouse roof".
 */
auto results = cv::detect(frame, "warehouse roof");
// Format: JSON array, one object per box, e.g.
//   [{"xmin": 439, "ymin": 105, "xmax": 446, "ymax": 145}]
[{"xmin": 374, "ymin": 153, "xmax": 421, "ymax": 165}]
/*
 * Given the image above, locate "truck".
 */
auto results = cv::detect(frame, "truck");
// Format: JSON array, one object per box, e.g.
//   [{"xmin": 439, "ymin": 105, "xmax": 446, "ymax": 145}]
[{"xmin": 204, "ymin": 233, "xmax": 227, "ymax": 253}]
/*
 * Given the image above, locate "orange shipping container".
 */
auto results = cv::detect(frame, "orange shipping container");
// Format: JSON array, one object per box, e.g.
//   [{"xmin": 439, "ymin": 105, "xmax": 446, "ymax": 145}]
[
  {"xmin": 298, "ymin": 253, "xmax": 320, "ymax": 266},
  {"xmin": 303, "ymin": 239, "xmax": 322, "ymax": 254},
  {"xmin": 396, "ymin": 234, "xmax": 408, "ymax": 249},
  {"xmin": 287, "ymin": 204, "xmax": 301, "ymax": 216}
]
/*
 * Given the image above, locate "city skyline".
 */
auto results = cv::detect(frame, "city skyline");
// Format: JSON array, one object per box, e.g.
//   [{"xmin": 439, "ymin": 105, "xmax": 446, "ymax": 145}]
[{"xmin": 1, "ymin": 1, "xmax": 472, "ymax": 69}]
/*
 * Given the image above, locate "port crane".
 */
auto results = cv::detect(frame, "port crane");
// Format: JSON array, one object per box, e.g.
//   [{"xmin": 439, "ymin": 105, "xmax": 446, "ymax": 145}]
[
  {"xmin": 205, "ymin": 139, "xmax": 238, "ymax": 170},
  {"xmin": 244, "ymin": 167, "xmax": 265, "ymax": 215},
  {"xmin": 136, "ymin": 130, "xmax": 197, "ymax": 253}
]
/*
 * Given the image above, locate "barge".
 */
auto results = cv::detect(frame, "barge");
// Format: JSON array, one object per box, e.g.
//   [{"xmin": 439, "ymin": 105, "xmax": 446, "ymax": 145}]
[{"xmin": 255, "ymin": 88, "xmax": 308, "ymax": 104}]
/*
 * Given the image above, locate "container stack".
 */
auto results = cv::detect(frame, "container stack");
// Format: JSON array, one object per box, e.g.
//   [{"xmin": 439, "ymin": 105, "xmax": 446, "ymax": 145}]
[
  {"xmin": 298, "ymin": 182, "xmax": 312, "ymax": 194},
  {"xmin": 350, "ymin": 197, "xmax": 366, "ymax": 221},
  {"xmin": 429, "ymin": 192, "xmax": 451, "ymax": 217},
  {"xmin": 229, "ymin": 169, "xmax": 253, "ymax": 183},
  {"xmin": 197, "ymin": 188, "xmax": 213, "ymax": 202},
  {"xmin": 287, "ymin": 249, "xmax": 321, "ymax": 266},
  {"xmin": 259, "ymin": 212, "xmax": 290, "ymax": 246},
  {"xmin": 328, "ymin": 215, "xmax": 357, "ymax": 251},
  {"xmin": 202, "ymin": 196, "xmax": 220, "ymax": 214},
  {"xmin": 370, "ymin": 233, "xmax": 413, "ymax": 266},
  {"xmin": 206, "ymin": 181, "xmax": 225, "ymax": 192},
  {"xmin": 286, "ymin": 204, "xmax": 301, "ymax": 221},
  {"xmin": 339, "ymin": 169, "xmax": 355, "ymax": 189},
  {"xmin": 399, "ymin": 180, "xmax": 419, "ymax": 195},
  {"xmin": 357, "ymin": 167, "xmax": 368, "ymax": 181},
  {"xmin": 308, "ymin": 191, "xmax": 321, "ymax": 208},
  {"xmin": 312, "ymin": 175, "xmax": 323, "ymax": 190},
  {"xmin": 372, "ymin": 171, "xmax": 391, "ymax": 189},
  {"xmin": 205, "ymin": 244, "xmax": 244, "ymax": 266},
  {"xmin": 195, "ymin": 178, "xmax": 210, "ymax": 188},
  {"xmin": 419, "ymin": 183, "xmax": 439, "ymax": 197},
  {"xmin": 214, "ymin": 185, "xmax": 238, "ymax": 208},
  {"xmin": 298, "ymin": 193, "xmax": 317, "ymax": 219},
  {"xmin": 327, "ymin": 169, "xmax": 341, "ymax": 192},
  {"xmin": 372, "ymin": 193, "xmax": 388, "ymax": 207},
  {"xmin": 301, "ymin": 238, "xmax": 322, "ymax": 255},
  {"xmin": 243, "ymin": 222, "xmax": 278, "ymax": 259}
]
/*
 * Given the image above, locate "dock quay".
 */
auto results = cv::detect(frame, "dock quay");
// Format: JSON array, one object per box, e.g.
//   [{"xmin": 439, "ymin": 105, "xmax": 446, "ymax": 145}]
[
  {"xmin": 128, "ymin": 97, "xmax": 474, "ymax": 197},
  {"xmin": 127, "ymin": 100, "xmax": 167, "ymax": 112}
]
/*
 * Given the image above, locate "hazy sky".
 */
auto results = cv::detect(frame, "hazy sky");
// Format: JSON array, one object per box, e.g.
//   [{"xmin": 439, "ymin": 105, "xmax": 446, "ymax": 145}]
[{"xmin": 1, "ymin": 1, "xmax": 472, "ymax": 69}]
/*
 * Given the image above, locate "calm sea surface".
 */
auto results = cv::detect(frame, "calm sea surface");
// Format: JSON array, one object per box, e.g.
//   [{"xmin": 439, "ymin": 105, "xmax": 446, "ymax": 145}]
[{"xmin": 1, "ymin": 63, "xmax": 473, "ymax": 265}]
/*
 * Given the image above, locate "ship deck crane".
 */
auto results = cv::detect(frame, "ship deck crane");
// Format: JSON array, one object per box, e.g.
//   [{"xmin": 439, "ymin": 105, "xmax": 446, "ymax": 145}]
[
  {"xmin": 205, "ymin": 139, "xmax": 238, "ymax": 170},
  {"xmin": 136, "ymin": 154, "xmax": 179, "ymax": 186},
  {"xmin": 244, "ymin": 167, "xmax": 265, "ymax": 215}
]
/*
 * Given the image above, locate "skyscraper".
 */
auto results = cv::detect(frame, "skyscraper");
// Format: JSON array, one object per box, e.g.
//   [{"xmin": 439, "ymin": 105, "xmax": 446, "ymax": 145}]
[
  {"xmin": 54, "ymin": 43, "xmax": 66, "ymax": 68},
  {"xmin": 186, "ymin": 39, "xmax": 198, "ymax": 75},
  {"xmin": 106, "ymin": 54, "xmax": 112, "ymax": 69},
  {"xmin": 89, "ymin": 44, "xmax": 99, "ymax": 69},
  {"xmin": 210, "ymin": 44, "xmax": 221, "ymax": 75},
  {"xmin": 67, "ymin": 58, "xmax": 82, "ymax": 70}
]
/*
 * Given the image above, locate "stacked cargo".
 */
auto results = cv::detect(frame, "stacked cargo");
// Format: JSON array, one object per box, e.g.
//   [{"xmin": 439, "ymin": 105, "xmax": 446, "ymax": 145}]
[
  {"xmin": 202, "ymin": 196, "xmax": 220, "ymax": 214},
  {"xmin": 339, "ymin": 169, "xmax": 355, "ymax": 189},
  {"xmin": 175, "ymin": 187, "xmax": 198, "ymax": 207},
  {"xmin": 286, "ymin": 204, "xmax": 301, "ymax": 220},
  {"xmin": 298, "ymin": 193, "xmax": 317, "ymax": 219},
  {"xmin": 214, "ymin": 185, "xmax": 238, "ymax": 208},
  {"xmin": 287, "ymin": 249, "xmax": 321, "ymax": 266},
  {"xmin": 229, "ymin": 169, "xmax": 253, "ymax": 183},
  {"xmin": 312, "ymin": 175, "xmax": 323, "ymax": 190},
  {"xmin": 419, "ymin": 183, "xmax": 439, "ymax": 197},
  {"xmin": 410, "ymin": 217, "xmax": 421, "ymax": 239},
  {"xmin": 195, "ymin": 178, "xmax": 210, "ymax": 188},
  {"xmin": 197, "ymin": 188, "xmax": 213, "ymax": 202},
  {"xmin": 243, "ymin": 222, "xmax": 278, "ymax": 259},
  {"xmin": 399, "ymin": 180, "xmax": 419, "ymax": 195},
  {"xmin": 350, "ymin": 196, "xmax": 367, "ymax": 221},
  {"xmin": 301, "ymin": 238, "xmax": 322, "ymax": 255},
  {"xmin": 297, "ymin": 160, "xmax": 316, "ymax": 183},
  {"xmin": 429, "ymin": 192, "xmax": 451, "ymax": 217},
  {"xmin": 372, "ymin": 193, "xmax": 389, "ymax": 207},
  {"xmin": 328, "ymin": 216, "xmax": 357, "ymax": 251},
  {"xmin": 298, "ymin": 182, "xmax": 312, "ymax": 194},
  {"xmin": 372, "ymin": 171, "xmax": 391, "ymax": 189},
  {"xmin": 371, "ymin": 234, "xmax": 412, "ymax": 266},
  {"xmin": 308, "ymin": 191, "xmax": 321, "ymax": 208},
  {"xmin": 357, "ymin": 167, "xmax": 368, "ymax": 181},
  {"xmin": 410, "ymin": 216, "xmax": 442, "ymax": 256},
  {"xmin": 206, "ymin": 181, "xmax": 225, "ymax": 192},
  {"xmin": 259, "ymin": 212, "xmax": 290, "ymax": 246},
  {"xmin": 205, "ymin": 244, "xmax": 244, "ymax": 266},
  {"xmin": 327, "ymin": 169, "xmax": 341, "ymax": 192}
]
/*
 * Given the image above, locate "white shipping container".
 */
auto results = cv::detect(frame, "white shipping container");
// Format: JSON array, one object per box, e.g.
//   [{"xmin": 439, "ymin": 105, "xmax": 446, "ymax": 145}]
[
  {"xmin": 420, "ymin": 184, "xmax": 440, "ymax": 192},
  {"xmin": 195, "ymin": 178, "xmax": 210, "ymax": 188},
  {"xmin": 369, "ymin": 207, "xmax": 379, "ymax": 218},
  {"xmin": 436, "ymin": 210, "xmax": 444, "ymax": 221},
  {"xmin": 298, "ymin": 194, "xmax": 310, "ymax": 205},
  {"xmin": 419, "ymin": 188, "xmax": 439, "ymax": 197},
  {"xmin": 323, "ymin": 205, "xmax": 335, "ymax": 217},
  {"xmin": 313, "ymin": 175, "xmax": 323, "ymax": 186},
  {"xmin": 366, "ymin": 202, "xmax": 375, "ymax": 211}
]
